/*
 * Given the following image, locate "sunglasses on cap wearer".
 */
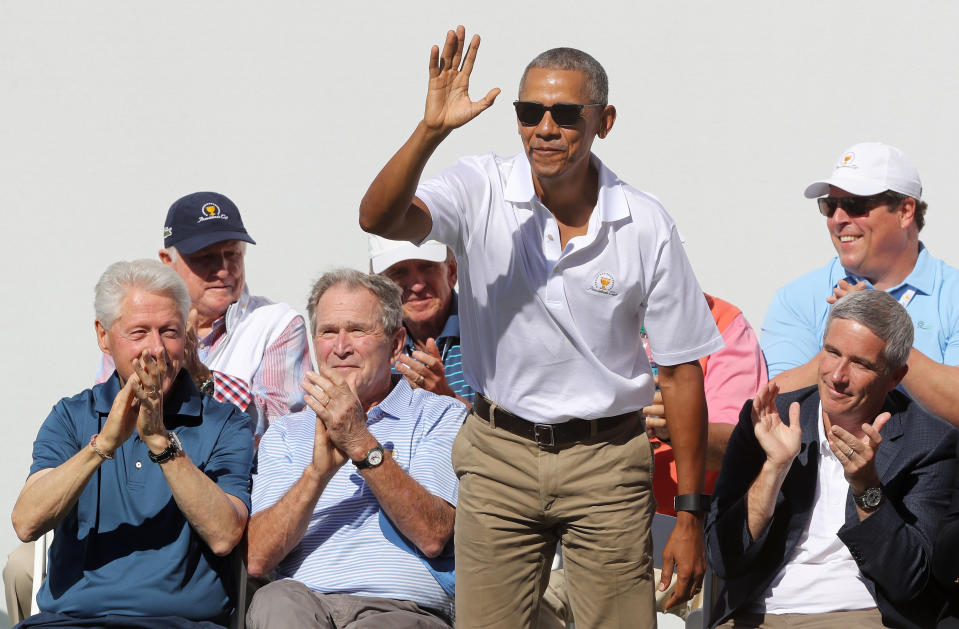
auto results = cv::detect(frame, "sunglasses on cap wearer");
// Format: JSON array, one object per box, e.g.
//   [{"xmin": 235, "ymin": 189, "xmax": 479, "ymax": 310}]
[
  {"xmin": 816, "ymin": 191, "xmax": 906, "ymax": 218},
  {"xmin": 513, "ymin": 101, "xmax": 604, "ymax": 127}
]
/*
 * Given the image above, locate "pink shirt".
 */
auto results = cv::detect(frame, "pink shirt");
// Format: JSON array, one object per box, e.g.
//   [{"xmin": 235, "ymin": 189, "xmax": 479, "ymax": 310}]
[{"xmin": 653, "ymin": 295, "xmax": 768, "ymax": 515}]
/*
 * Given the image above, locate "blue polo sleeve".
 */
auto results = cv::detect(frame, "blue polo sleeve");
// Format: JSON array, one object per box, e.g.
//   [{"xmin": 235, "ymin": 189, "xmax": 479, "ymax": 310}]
[
  {"xmin": 205, "ymin": 405, "xmax": 254, "ymax": 511},
  {"xmin": 761, "ymin": 283, "xmax": 825, "ymax": 378},
  {"xmin": 30, "ymin": 399, "xmax": 87, "ymax": 476}
]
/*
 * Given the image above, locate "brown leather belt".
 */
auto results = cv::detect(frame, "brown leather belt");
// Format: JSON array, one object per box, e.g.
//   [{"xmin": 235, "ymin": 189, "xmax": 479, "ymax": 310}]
[{"xmin": 473, "ymin": 395, "xmax": 645, "ymax": 448}]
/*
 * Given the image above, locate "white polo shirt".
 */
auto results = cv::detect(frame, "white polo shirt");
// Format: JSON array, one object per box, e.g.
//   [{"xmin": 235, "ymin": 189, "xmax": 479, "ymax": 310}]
[{"xmin": 416, "ymin": 152, "xmax": 722, "ymax": 423}]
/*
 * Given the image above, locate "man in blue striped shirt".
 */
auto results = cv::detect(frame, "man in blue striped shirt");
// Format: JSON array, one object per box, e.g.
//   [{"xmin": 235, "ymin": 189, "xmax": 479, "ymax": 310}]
[
  {"xmin": 370, "ymin": 235, "xmax": 475, "ymax": 406},
  {"xmin": 245, "ymin": 269, "xmax": 466, "ymax": 628}
]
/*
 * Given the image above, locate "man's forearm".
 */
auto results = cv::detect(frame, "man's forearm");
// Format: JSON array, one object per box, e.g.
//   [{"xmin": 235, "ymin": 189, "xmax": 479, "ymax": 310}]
[
  {"xmin": 359, "ymin": 121, "xmax": 445, "ymax": 241},
  {"xmin": 659, "ymin": 362, "xmax": 707, "ymax": 497},
  {"xmin": 361, "ymin": 456, "xmax": 454, "ymax": 558},
  {"xmin": 770, "ymin": 358, "xmax": 818, "ymax": 394},
  {"xmin": 160, "ymin": 454, "xmax": 249, "ymax": 556},
  {"xmin": 745, "ymin": 461, "xmax": 790, "ymax": 540},
  {"xmin": 12, "ymin": 448, "xmax": 104, "ymax": 542},
  {"xmin": 246, "ymin": 465, "xmax": 334, "ymax": 578},
  {"xmin": 902, "ymin": 349, "xmax": 959, "ymax": 429}
]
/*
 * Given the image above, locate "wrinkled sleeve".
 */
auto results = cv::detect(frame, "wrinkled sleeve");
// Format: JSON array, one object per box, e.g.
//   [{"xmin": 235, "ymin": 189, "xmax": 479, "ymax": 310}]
[
  {"xmin": 417, "ymin": 156, "xmax": 493, "ymax": 257},
  {"xmin": 251, "ymin": 420, "xmax": 299, "ymax": 515},
  {"xmin": 250, "ymin": 315, "xmax": 313, "ymax": 436},
  {"xmin": 409, "ymin": 399, "xmax": 467, "ymax": 506},
  {"xmin": 643, "ymin": 225, "xmax": 723, "ymax": 365},
  {"xmin": 206, "ymin": 406, "xmax": 254, "ymax": 511},
  {"xmin": 30, "ymin": 401, "xmax": 85, "ymax": 476}
]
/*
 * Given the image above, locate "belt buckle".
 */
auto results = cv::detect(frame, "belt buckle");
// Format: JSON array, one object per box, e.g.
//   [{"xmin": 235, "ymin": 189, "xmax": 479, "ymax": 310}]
[{"xmin": 533, "ymin": 424, "xmax": 555, "ymax": 448}]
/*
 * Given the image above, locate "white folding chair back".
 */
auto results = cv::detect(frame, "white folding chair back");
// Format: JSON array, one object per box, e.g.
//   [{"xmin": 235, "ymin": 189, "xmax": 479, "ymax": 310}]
[{"xmin": 30, "ymin": 530, "xmax": 53, "ymax": 615}]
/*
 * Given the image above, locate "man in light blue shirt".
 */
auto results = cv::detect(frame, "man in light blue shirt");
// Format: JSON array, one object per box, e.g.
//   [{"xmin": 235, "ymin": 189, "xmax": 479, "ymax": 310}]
[
  {"xmin": 762, "ymin": 142, "xmax": 959, "ymax": 428},
  {"xmin": 244, "ymin": 269, "xmax": 466, "ymax": 628}
]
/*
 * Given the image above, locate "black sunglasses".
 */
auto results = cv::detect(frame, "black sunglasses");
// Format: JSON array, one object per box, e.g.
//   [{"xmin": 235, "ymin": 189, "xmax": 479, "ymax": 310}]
[
  {"xmin": 816, "ymin": 192, "xmax": 904, "ymax": 218},
  {"xmin": 513, "ymin": 101, "xmax": 604, "ymax": 127}
]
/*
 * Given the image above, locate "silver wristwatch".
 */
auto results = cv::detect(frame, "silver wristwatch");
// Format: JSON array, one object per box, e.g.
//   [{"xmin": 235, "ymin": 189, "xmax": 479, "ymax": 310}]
[
  {"xmin": 853, "ymin": 486, "xmax": 884, "ymax": 512},
  {"xmin": 353, "ymin": 444, "xmax": 385, "ymax": 470}
]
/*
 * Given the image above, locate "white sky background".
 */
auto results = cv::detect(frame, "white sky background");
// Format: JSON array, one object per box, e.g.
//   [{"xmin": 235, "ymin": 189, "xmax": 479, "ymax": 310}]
[{"xmin": 3, "ymin": 0, "xmax": 959, "ymax": 613}]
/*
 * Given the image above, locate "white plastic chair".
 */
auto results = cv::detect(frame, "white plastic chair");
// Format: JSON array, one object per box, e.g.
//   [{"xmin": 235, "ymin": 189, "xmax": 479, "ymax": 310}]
[{"xmin": 30, "ymin": 530, "xmax": 53, "ymax": 615}]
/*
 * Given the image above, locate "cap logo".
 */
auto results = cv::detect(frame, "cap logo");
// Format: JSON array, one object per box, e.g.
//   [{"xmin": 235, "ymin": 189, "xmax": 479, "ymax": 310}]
[
  {"xmin": 163, "ymin": 226, "xmax": 173, "ymax": 239},
  {"xmin": 587, "ymin": 271, "xmax": 619, "ymax": 296},
  {"xmin": 197, "ymin": 202, "xmax": 229, "ymax": 223},
  {"xmin": 837, "ymin": 152, "xmax": 857, "ymax": 169}
]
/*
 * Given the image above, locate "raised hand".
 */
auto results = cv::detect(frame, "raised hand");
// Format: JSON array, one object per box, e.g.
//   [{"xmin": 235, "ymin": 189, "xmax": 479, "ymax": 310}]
[
  {"xmin": 395, "ymin": 338, "xmax": 456, "ymax": 397},
  {"xmin": 751, "ymin": 382, "xmax": 802, "ymax": 467},
  {"xmin": 182, "ymin": 308, "xmax": 212, "ymax": 388},
  {"xmin": 97, "ymin": 376, "xmax": 140, "ymax": 455},
  {"xmin": 132, "ymin": 349, "xmax": 168, "ymax": 444},
  {"xmin": 828, "ymin": 411, "xmax": 889, "ymax": 495},
  {"xmin": 301, "ymin": 365, "xmax": 373, "ymax": 470},
  {"xmin": 423, "ymin": 25, "xmax": 501, "ymax": 134}
]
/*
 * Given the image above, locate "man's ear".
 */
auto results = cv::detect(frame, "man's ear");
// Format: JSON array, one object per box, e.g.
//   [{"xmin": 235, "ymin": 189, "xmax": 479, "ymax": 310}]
[
  {"xmin": 597, "ymin": 105, "xmax": 616, "ymax": 139},
  {"xmin": 888, "ymin": 363, "xmax": 909, "ymax": 391},
  {"xmin": 390, "ymin": 327, "xmax": 407, "ymax": 364},
  {"xmin": 158, "ymin": 249, "xmax": 174, "ymax": 267},
  {"xmin": 95, "ymin": 320, "xmax": 111, "ymax": 356},
  {"xmin": 897, "ymin": 197, "xmax": 917, "ymax": 229},
  {"xmin": 446, "ymin": 257, "xmax": 458, "ymax": 289}
]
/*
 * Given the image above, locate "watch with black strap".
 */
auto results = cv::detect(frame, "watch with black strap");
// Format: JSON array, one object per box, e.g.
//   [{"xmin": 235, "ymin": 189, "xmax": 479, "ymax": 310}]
[
  {"xmin": 148, "ymin": 431, "xmax": 183, "ymax": 464},
  {"xmin": 674, "ymin": 493, "xmax": 711, "ymax": 513},
  {"xmin": 353, "ymin": 444, "xmax": 385, "ymax": 470}
]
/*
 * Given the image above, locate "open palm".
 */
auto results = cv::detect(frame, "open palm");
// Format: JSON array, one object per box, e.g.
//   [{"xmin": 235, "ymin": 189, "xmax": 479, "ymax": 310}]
[
  {"xmin": 751, "ymin": 382, "xmax": 802, "ymax": 466},
  {"xmin": 423, "ymin": 26, "xmax": 500, "ymax": 132}
]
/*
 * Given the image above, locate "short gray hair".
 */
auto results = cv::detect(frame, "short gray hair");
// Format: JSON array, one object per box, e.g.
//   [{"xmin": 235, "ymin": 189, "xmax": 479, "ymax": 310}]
[
  {"xmin": 95, "ymin": 259, "xmax": 191, "ymax": 330},
  {"xmin": 520, "ymin": 47, "xmax": 609, "ymax": 105},
  {"xmin": 306, "ymin": 268, "xmax": 403, "ymax": 337},
  {"xmin": 163, "ymin": 241, "xmax": 247, "ymax": 264},
  {"xmin": 825, "ymin": 290, "xmax": 913, "ymax": 372}
]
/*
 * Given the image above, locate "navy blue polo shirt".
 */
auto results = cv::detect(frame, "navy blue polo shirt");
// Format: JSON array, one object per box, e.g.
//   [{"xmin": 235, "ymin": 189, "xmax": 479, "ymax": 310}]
[{"xmin": 30, "ymin": 371, "xmax": 253, "ymax": 620}]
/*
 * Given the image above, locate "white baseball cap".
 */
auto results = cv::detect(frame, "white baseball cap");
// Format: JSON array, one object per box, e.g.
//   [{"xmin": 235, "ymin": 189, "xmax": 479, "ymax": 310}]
[
  {"xmin": 803, "ymin": 142, "xmax": 922, "ymax": 199},
  {"xmin": 368, "ymin": 235, "xmax": 447, "ymax": 274}
]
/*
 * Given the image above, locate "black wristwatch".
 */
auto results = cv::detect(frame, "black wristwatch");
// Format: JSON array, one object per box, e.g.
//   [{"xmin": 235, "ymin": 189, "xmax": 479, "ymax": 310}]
[
  {"xmin": 853, "ymin": 486, "xmax": 884, "ymax": 512},
  {"xmin": 353, "ymin": 444, "xmax": 385, "ymax": 470},
  {"xmin": 148, "ymin": 432, "xmax": 183, "ymax": 464},
  {"xmin": 674, "ymin": 493, "xmax": 711, "ymax": 513}
]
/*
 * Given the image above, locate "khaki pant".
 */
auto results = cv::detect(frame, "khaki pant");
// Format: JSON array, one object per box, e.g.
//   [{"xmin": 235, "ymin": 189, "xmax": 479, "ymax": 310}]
[
  {"xmin": 535, "ymin": 567, "xmax": 703, "ymax": 628},
  {"xmin": 716, "ymin": 608, "xmax": 884, "ymax": 628},
  {"xmin": 3, "ymin": 541, "xmax": 34, "ymax": 625},
  {"xmin": 246, "ymin": 579, "xmax": 450, "ymax": 628},
  {"xmin": 452, "ymin": 412, "xmax": 656, "ymax": 629}
]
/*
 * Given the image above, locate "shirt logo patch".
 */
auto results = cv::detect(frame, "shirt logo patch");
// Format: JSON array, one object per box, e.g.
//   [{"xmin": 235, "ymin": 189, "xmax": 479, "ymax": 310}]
[
  {"xmin": 917, "ymin": 320, "xmax": 932, "ymax": 330},
  {"xmin": 587, "ymin": 272, "xmax": 619, "ymax": 296},
  {"xmin": 197, "ymin": 202, "xmax": 229, "ymax": 223},
  {"xmin": 837, "ymin": 151, "xmax": 858, "ymax": 169}
]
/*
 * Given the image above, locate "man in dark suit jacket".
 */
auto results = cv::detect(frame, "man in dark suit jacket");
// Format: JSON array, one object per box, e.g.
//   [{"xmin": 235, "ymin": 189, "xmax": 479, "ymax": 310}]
[{"xmin": 707, "ymin": 290, "xmax": 957, "ymax": 629}]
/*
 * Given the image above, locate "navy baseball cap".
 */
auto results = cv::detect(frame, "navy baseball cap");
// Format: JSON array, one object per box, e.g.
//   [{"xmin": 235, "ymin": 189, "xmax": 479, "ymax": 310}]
[{"xmin": 163, "ymin": 191, "xmax": 257, "ymax": 254}]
